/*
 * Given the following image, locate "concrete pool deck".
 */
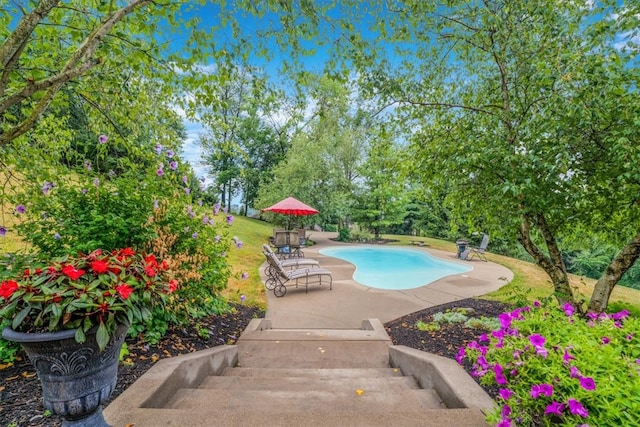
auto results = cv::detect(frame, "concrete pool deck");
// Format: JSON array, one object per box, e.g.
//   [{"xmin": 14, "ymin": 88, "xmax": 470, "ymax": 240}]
[{"xmin": 263, "ymin": 232, "xmax": 514, "ymax": 329}]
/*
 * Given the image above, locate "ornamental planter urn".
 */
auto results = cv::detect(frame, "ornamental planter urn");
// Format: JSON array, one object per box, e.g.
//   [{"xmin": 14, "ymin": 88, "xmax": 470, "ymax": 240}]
[{"xmin": 2, "ymin": 323, "xmax": 128, "ymax": 427}]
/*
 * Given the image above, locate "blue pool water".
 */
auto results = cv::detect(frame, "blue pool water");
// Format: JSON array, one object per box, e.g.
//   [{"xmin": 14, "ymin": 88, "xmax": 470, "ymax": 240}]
[{"xmin": 319, "ymin": 246, "xmax": 473, "ymax": 290}]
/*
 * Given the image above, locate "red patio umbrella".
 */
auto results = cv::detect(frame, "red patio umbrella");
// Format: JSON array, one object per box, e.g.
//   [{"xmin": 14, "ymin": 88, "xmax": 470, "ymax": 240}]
[{"xmin": 261, "ymin": 197, "xmax": 319, "ymax": 228}]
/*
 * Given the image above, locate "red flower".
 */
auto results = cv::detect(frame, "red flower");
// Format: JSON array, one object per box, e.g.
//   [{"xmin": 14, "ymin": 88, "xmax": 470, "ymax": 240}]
[
  {"xmin": 91, "ymin": 259, "xmax": 109, "ymax": 274},
  {"xmin": 168, "ymin": 279, "xmax": 178, "ymax": 293},
  {"xmin": 144, "ymin": 266, "xmax": 156, "ymax": 277},
  {"xmin": 116, "ymin": 284, "xmax": 134, "ymax": 300},
  {"xmin": 61, "ymin": 265, "xmax": 85, "ymax": 281},
  {"xmin": 145, "ymin": 254, "xmax": 158, "ymax": 268},
  {"xmin": 118, "ymin": 248, "xmax": 135, "ymax": 257},
  {"xmin": 0, "ymin": 280, "xmax": 19, "ymax": 298}
]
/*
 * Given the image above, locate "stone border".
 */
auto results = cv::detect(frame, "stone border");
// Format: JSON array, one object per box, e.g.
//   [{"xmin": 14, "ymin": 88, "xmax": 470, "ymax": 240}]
[{"xmin": 389, "ymin": 345, "xmax": 495, "ymax": 410}]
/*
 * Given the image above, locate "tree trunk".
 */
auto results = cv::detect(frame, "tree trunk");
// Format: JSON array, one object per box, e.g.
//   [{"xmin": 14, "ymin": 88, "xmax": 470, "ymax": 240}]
[
  {"xmin": 517, "ymin": 213, "xmax": 576, "ymax": 306},
  {"xmin": 588, "ymin": 231, "xmax": 640, "ymax": 313}
]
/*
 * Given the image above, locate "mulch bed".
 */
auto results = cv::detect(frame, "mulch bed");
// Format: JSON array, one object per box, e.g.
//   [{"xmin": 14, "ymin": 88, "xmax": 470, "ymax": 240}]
[{"xmin": 0, "ymin": 298, "xmax": 511, "ymax": 426}]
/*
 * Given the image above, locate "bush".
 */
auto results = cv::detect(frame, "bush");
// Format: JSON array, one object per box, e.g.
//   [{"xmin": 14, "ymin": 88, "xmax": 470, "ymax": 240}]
[{"xmin": 459, "ymin": 300, "xmax": 640, "ymax": 426}]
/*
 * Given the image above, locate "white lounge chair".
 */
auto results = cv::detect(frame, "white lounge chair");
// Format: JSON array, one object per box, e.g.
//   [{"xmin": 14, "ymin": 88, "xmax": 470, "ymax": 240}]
[{"xmin": 264, "ymin": 251, "xmax": 332, "ymax": 297}]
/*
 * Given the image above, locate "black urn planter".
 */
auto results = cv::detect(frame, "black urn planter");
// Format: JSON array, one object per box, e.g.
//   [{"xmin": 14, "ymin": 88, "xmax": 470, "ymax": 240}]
[{"xmin": 2, "ymin": 323, "xmax": 128, "ymax": 427}]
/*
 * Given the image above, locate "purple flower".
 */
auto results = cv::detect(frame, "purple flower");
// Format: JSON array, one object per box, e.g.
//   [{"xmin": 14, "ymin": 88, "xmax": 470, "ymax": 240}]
[
  {"xmin": 563, "ymin": 349, "xmax": 576, "ymax": 365},
  {"xmin": 98, "ymin": 134, "xmax": 108, "ymax": 144},
  {"xmin": 81, "ymin": 188, "xmax": 88, "ymax": 194},
  {"xmin": 203, "ymin": 216, "xmax": 210, "ymax": 225},
  {"xmin": 208, "ymin": 218, "xmax": 215, "ymax": 226},
  {"xmin": 214, "ymin": 235, "xmax": 221, "ymax": 243},
  {"xmin": 184, "ymin": 188, "xmax": 191, "ymax": 195},
  {"xmin": 0, "ymin": 226, "xmax": 6, "ymax": 237},
  {"xmin": 54, "ymin": 233, "xmax": 61, "ymax": 240},
  {"xmin": 15, "ymin": 204, "xmax": 26, "ymax": 214},
  {"xmin": 611, "ymin": 309, "xmax": 630, "ymax": 321},
  {"xmin": 236, "ymin": 241, "xmax": 243, "ymax": 248},
  {"xmin": 529, "ymin": 334, "xmax": 546, "ymax": 347},
  {"xmin": 226, "ymin": 215, "xmax": 234, "ymax": 225},
  {"xmin": 153, "ymin": 199, "xmax": 159, "ymax": 209},
  {"xmin": 191, "ymin": 232, "xmax": 198, "ymax": 239},
  {"xmin": 626, "ymin": 333, "xmax": 634, "ymax": 341},
  {"xmin": 579, "ymin": 377, "xmax": 596, "ymax": 391},
  {"xmin": 499, "ymin": 312, "xmax": 512, "ymax": 329},
  {"xmin": 157, "ymin": 168, "xmax": 164, "ymax": 177},
  {"xmin": 167, "ymin": 149, "xmax": 175, "ymax": 158},
  {"xmin": 170, "ymin": 161, "xmax": 178, "ymax": 170},
  {"xmin": 531, "ymin": 383, "xmax": 553, "ymax": 399},
  {"xmin": 601, "ymin": 336, "xmax": 610, "ymax": 345},
  {"xmin": 544, "ymin": 401, "xmax": 565, "ymax": 416},
  {"xmin": 84, "ymin": 160, "xmax": 92, "ymax": 171},
  {"xmin": 155, "ymin": 143, "xmax": 163, "ymax": 154},
  {"xmin": 496, "ymin": 420, "xmax": 512, "ymax": 427},
  {"xmin": 567, "ymin": 398, "xmax": 588, "ymax": 417},
  {"xmin": 562, "ymin": 302, "xmax": 575, "ymax": 317},
  {"xmin": 182, "ymin": 176, "xmax": 188, "ymax": 185},
  {"xmin": 501, "ymin": 404, "xmax": 511, "ymax": 418},
  {"xmin": 570, "ymin": 366, "xmax": 582, "ymax": 378},
  {"xmin": 42, "ymin": 181, "xmax": 53, "ymax": 195},
  {"xmin": 214, "ymin": 203, "xmax": 220, "ymax": 214},
  {"xmin": 535, "ymin": 346, "xmax": 549, "ymax": 358},
  {"xmin": 241, "ymin": 272, "xmax": 248, "ymax": 280},
  {"xmin": 93, "ymin": 178, "xmax": 100, "ymax": 187},
  {"xmin": 240, "ymin": 294, "xmax": 246, "ymax": 302},
  {"xmin": 499, "ymin": 388, "xmax": 514, "ymax": 400},
  {"xmin": 533, "ymin": 300, "xmax": 540, "ymax": 307},
  {"xmin": 455, "ymin": 347, "xmax": 465, "ymax": 364},
  {"xmin": 494, "ymin": 364, "xmax": 507, "ymax": 385}
]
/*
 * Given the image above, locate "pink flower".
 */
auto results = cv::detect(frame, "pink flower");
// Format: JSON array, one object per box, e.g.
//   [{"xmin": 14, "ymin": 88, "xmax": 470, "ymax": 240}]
[
  {"xmin": 563, "ymin": 349, "xmax": 576, "ymax": 365},
  {"xmin": 499, "ymin": 388, "xmax": 514, "ymax": 400},
  {"xmin": 579, "ymin": 377, "xmax": 596, "ymax": 391},
  {"xmin": 529, "ymin": 334, "xmax": 546, "ymax": 347},
  {"xmin": 544, "ymin": 401, "xmax": 565, "ymax": 416},
  {"xmin": 562, "ymin": 302, "xmax": 575, "ymax": 316},
  {"xmin": 531, "ymin": 383, "xmax": 553, "ymax": 399},
  {"xmin": 567, "ymin": 398, "xmax": 588, "ymax": 417},
  {"xmin": 98, "ymin": 134, "xmax": 108, "ymax": 144}
]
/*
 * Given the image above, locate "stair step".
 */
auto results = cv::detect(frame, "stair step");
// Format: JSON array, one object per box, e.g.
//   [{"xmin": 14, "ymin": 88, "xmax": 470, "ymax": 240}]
[
  {"xmin": 114, "ymin": 408, "xmax": 489, "ymax": 427},
  {"xmin": 221, "ymin": 367, "xmax": 404, "ymax": 378},
  {"xmin": 237, "ymin": 341, "xmax": 391, "ymax": 368},
  {"xmin": 167, "ymin": 388, "xmax": 446, "ymax": 412},
  {"xmin": 199, "ymin": 374, "xmax": 420, "ymax": 392}
]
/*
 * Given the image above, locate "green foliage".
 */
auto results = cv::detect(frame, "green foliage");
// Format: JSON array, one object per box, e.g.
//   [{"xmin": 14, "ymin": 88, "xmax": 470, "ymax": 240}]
[
  {"xmin": 415, "ymin": 320, "xmax": 440, "ymax": 332},
  {"xmin": 464, "ymin": 316, "xmax": 501, "ymax": 331},
  {"xmin": 337, "ymin": 228, "xmax": 351, "ymax": 242},
  {"xmin": 461, "ymin": 301, "xmax": 640, "ymax": 426},
  {"xmin": 433, "ymin": 310, "xmax": 468, "ymax": 324}
]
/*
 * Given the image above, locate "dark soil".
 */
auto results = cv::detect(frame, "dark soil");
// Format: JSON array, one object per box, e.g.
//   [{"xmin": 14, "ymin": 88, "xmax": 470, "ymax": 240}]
[{"xmin": 0, "ymin": 298, "xmax": 510, "ymax": 427}]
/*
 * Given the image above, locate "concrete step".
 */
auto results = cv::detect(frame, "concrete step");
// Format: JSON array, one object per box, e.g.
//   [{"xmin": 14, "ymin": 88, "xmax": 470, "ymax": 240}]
[
  {"xmin": 237, "ymin": 340, "xmax": 392, "ymax": 368},
  {"xmin": 221, "ymin": 366, "xmax": 404, "ymax": 378},
  {"xmin": 167, "ymin": 387, "xmax": 446, "ymax": 412},
  {"xmin": 112, "ymin": 407, "xmax": 489, "ymax": 427},
  {"xmin": 199, "ymin": 373, "xmax": 421, "ymax": 392}
]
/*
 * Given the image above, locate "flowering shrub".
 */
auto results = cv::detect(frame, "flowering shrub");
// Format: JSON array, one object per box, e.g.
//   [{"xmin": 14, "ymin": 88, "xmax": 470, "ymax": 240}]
[
  {"xmin": 0, "ymin": 249, "xmax": 177, "ymax": 351},
  {"xmin": 459, "ymin": 300, "xmax": 640, "ymax": 426}
]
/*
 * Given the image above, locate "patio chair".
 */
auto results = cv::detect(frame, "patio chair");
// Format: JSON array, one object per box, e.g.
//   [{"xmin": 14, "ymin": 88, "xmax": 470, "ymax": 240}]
[
  {"xmin": 273, "ymin": 230, "xmax": 304, "ymax": 258},
  {"xmin": 463, "ymin": 233, "xmax": 490, "ymax": 262},
  {"xmin": 264, "ymin": 251, "xmax": 332, "ymax": 297},
  {"xmin": 262, "ymin": 244, "xmax": 320, "ymax": 288}
]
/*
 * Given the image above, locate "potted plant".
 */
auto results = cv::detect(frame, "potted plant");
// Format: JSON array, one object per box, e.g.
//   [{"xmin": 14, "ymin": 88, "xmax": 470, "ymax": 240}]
[{"xmin": 0, "ymin": 248, "xmax": 178, "ymax": 427}]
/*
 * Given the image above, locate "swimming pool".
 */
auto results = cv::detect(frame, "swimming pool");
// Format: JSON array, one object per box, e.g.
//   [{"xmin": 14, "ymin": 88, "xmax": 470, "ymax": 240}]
[{"xmin": 319, "ymin": 246, "xmax": 473, "ymax": 290}]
